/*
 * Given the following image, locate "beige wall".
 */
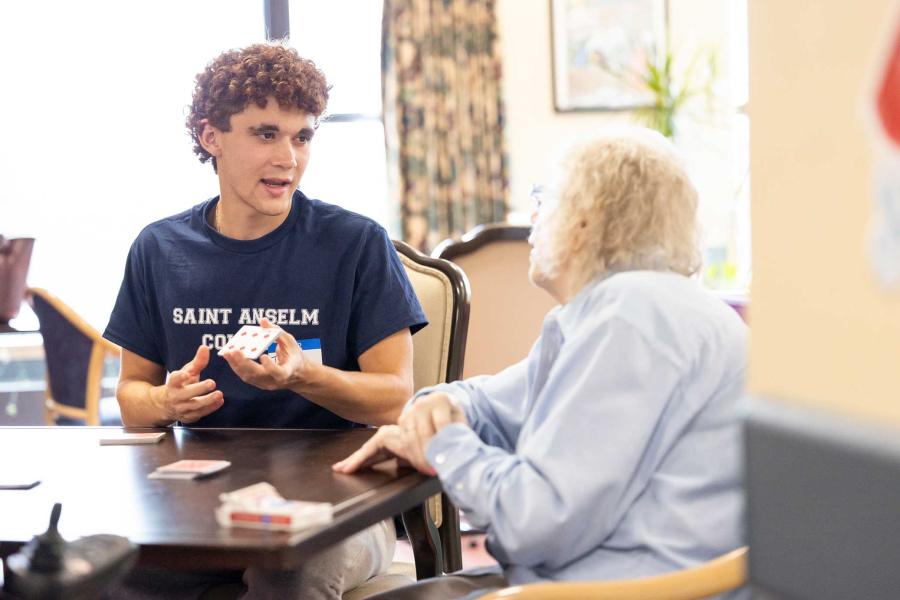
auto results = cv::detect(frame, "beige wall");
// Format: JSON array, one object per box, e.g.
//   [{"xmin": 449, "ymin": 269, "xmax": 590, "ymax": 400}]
[
  {"xmin": 497, "ymin": 0, "xmax": 614, "ymax": 215},
  {"xmin": 748, "ymin": 0, "xmax": 900, "ymax": 422},
  {"xmin": 496, "ymin": 0, "xmax": 739, "ymax": 215},
  {"xmin": 499, "ymin": 0, "xmax": 900, "ymax": 422}
]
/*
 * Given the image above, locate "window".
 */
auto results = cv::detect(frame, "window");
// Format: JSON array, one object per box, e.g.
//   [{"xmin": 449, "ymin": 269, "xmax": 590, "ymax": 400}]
[
  {"xmin": 669, "ymin": 0, "xmax": 750, "ymax": 292},
  {"xmin": 288, "ymin": 1, "xmax": 396, "ymax": 232},
  {"xmin": 1, "ymin": 1, "xmax": 392, "ymax": 330}
]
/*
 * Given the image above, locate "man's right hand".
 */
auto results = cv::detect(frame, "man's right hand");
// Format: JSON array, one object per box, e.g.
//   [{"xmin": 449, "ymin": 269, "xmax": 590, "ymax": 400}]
[{"xmin": 156, "ymin": 345, "xmax": 223, "ymax": 423}]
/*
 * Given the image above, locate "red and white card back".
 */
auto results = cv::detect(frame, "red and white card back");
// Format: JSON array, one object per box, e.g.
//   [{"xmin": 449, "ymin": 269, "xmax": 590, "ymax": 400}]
[{"xmin": 217, "ymin": 325, "xmax": 283, "ymax": 359}]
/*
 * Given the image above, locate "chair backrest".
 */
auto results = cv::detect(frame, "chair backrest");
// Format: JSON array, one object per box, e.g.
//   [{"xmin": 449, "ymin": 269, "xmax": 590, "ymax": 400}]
[
  {"xmin": 392, "ymin": 240, "xmax": 471, "ymax": 389},
  {"xmin": 479, "ymin": 547, "xmax": 748, "ymax": 600},
  {"xmin": 26, "ymin": 288, "xmax": 120, "ymax": 425},
  {"xmin": 433, "ymin": 224, "xmax": 556, "ymax": 379},
  {"xmin": 393, "ymin": 240, "xmax": 470, "ymax": 573}
]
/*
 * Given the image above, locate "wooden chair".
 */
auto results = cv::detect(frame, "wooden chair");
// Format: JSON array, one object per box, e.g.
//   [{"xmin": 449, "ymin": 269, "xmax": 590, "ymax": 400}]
[
  {"xmin": 26, "ymin": 287, "xmax": 121, "ymax": 426},
  {"xmin": 480, "ymin": 547, "xmax": 748, "ymax": 600},
  {"xmin": 433, "ymin": 224, "xmax": 556, "ymax": 379},
  {"xmin": 392, "ymin": 239, "xmax": 470, "ymax": 402},
  {"xmin": 344, "ymin": 241, "xmax": 471, "ymax": 599}
]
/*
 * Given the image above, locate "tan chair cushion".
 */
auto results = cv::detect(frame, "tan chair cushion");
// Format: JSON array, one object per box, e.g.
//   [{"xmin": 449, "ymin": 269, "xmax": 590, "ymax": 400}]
[
  {"xmin": 451, "ymin": 241, "xmax": 556, "ymax": 378},
  {"xmin": 396, "ymin": 254, "xmax": 451, "ymax": 529},
  {"xmin": 396, "ymin": 253, "xmax": 453, "ymax": 392}
]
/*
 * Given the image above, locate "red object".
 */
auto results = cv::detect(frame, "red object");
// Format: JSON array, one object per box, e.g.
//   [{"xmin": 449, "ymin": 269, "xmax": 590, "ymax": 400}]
[
  {"xmin": 0, "ymin": 237, "xmax": 35, "ymax": 324},
  {"xmin": 877, "ymin": 24, "xmax": 900, "ymax": 147},
  {"xmin": 230, "ymin": 512, "xmax": 292, "ymax": 525}
]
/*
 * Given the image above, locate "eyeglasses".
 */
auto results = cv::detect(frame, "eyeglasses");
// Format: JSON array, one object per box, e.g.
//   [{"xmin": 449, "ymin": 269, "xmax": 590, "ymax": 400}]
[{"xmin": 529, "ymin": 183, "xmax": 557, "ymax": 214}]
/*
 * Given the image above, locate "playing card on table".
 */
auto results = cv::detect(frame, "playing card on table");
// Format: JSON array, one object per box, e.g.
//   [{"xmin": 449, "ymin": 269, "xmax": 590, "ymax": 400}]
[
  {"xmin": 100, "ymin": 432, "xmax": 166, "ymax": 446},
  {"xmin": 218, "ymin": 325, "xmax": 283, "ymax": 359},
  {"xmin": 148, "ymin": 459, "xmax": 231, "ymax": 480}
]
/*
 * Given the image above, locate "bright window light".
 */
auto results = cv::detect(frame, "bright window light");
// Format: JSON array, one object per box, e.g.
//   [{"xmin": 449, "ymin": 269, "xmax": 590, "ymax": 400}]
[
  {"xmin": 3, "ymin": 1, "xmax": 389, "ymax": 330},
  {"xmin": 287, "ymin": 0, "xmax": 394, "ymax": 232},
  {"xmin": 288, "ymin": 1, "xmax": 384, "ymax": 116}
]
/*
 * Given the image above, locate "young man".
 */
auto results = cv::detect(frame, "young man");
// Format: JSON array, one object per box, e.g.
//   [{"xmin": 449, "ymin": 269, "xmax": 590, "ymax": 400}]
[
  {"xmin": 335, "ymin": 126, "xmax": 749, "ymax": 599},
  {"xmin": 104, "ymin": 43, "xmax": 426, "ymax": 599}
]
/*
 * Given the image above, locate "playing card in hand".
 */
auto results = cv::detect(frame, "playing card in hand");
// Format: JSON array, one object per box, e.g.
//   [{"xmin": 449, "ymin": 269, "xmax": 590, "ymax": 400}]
[{"xmin": 218, "ymin": 325, "xmax": 283, "ymax": 359}]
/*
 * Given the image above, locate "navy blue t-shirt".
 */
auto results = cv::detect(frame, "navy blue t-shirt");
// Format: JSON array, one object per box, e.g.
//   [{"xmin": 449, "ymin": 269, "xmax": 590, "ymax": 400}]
[{"xmin": 104, "ymin": 191, "xmax": 426, "ymax": 428}]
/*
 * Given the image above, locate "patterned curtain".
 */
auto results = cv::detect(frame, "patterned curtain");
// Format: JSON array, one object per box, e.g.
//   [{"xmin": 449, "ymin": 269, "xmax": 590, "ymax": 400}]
[{"xmin": 382, "ymin": 0, "xmax": 509, "ymax": 251}]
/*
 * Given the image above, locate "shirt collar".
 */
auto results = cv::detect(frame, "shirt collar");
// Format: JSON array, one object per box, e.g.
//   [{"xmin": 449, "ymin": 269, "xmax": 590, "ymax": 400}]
[
  {"xmin": 551, "ymin": 271, "xmax": 612, "ymax": 337},
  {"xmin": 202, "ymin": 189, "xmax": 306, "ymax": 253}
]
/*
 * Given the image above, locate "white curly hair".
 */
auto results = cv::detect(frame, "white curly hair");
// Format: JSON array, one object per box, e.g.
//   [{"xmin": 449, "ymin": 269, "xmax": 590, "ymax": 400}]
[{"xmin": 536, "ymin": 125, "xmax": 701, "ymax": 297}]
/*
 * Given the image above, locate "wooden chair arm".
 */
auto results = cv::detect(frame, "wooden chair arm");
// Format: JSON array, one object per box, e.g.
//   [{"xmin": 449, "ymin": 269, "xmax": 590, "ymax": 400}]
[
  {"xmin": 26, "ymin": 287, "xmax": 113, "ymax": 347},
  {"xmin": 99, "ymin": 336, "xmax": 121, "ymax": 356},
  {"xmin": 480, "ymin": 547, "xmax": 748, "ymax": 600}
]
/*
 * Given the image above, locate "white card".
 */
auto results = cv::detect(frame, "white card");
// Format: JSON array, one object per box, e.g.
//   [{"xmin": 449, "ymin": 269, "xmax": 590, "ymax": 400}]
[
  {"xmin": 218, "ymin": 325, "xmax": 283, "ymax": 359},
  {"xmin": 148, "ymin": 470, "xmax": 203, "ymax": 480},
  {"xmin": 100, "ymin": 432, "xmax": 166, "ymax": 446},
  {"xmin": 155, "ymin": 459, "xmax": 231, "ymax": 474},
  {"xmin": 149, "ymin": 459, "xmax": 231, "ymax": 480}
]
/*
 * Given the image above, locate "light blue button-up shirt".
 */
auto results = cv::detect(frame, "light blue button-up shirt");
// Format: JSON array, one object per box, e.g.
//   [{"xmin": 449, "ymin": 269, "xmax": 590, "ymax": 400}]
[{"xmin": 418, "ymin": 270, "xmax": 748, "ymax": 586}]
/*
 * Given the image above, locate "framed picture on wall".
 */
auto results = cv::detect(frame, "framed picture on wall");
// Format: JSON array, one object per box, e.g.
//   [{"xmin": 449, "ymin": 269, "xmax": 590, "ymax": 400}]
[{"xmin": 550, "ymin": 0, "xmax": 668, "ymax": 112}]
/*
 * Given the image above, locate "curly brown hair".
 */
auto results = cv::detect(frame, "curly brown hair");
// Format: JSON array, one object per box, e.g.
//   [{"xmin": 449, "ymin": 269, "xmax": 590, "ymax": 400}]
[{"xmin": 186, "ymin": 43, "xmax": 330, "ymax": 169}]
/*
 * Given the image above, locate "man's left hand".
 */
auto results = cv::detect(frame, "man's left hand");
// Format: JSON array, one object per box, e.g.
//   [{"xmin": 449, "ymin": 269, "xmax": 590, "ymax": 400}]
[{"xmin": 222, "ymin": 318, "xmax": 311, "ymax": 391}]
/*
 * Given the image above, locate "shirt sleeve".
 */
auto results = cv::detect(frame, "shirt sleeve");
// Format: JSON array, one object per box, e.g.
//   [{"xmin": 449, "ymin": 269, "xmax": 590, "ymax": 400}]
[
  {"xmin": 411, "ymin": 357, "xmax": 532, "ymax": 452},
  {"xmin": 424, "ymin": 318, "xmax": 685, "ymax": 570},
  {"xmin": 348, "ymin": 226, "xmax": 427, "ymax": 359},
  {"xmin": 102, "ymin": 236, "xmax": 164, "ymax": 365}
]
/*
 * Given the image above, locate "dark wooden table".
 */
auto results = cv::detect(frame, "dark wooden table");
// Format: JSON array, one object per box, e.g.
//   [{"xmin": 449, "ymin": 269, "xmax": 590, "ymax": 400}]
[{"xmin": 0, "ymin": 427, "xmax": 445, "ymax": 572}]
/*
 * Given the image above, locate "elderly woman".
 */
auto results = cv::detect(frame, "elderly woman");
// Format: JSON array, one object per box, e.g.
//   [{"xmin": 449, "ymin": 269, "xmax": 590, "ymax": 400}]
[{"xmin": 334, "ymin": 126, "xmax": 748, "ymax": 599}]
